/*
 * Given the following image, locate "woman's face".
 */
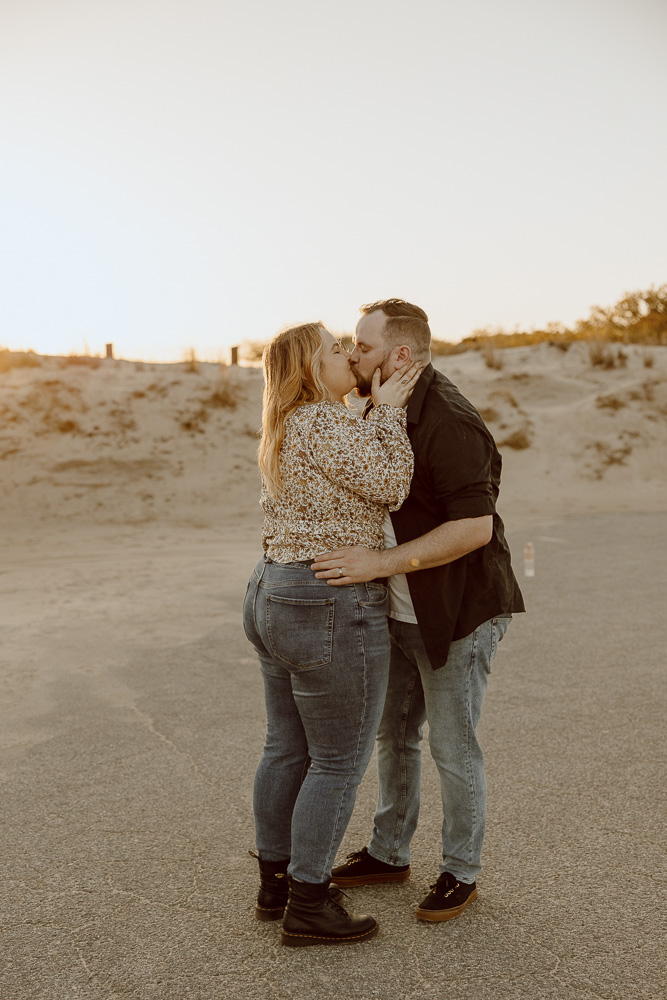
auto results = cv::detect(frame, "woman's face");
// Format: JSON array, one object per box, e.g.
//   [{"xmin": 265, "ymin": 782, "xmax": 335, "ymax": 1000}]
[{"xmin": 318, "ymin": 327, "xmax": 356, "ymax": 402}]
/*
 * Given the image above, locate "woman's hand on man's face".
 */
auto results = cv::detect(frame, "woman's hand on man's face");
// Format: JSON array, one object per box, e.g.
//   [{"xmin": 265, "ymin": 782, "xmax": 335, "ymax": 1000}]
[{"xmin": 371, "ymin": 360, "xmax": 423, "ymax": 409}]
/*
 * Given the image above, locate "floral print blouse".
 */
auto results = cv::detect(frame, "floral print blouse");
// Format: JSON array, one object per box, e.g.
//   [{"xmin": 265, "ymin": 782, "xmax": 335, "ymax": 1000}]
[{"xmin": 261, "ymin": 401, "xmax": 414, "ymax": 563}]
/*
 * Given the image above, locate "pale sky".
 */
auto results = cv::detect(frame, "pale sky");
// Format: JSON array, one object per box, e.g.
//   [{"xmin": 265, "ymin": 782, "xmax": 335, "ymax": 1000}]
[{"xmin": 1, "ymin": 0, "xmax": 666, "ymax": 361}]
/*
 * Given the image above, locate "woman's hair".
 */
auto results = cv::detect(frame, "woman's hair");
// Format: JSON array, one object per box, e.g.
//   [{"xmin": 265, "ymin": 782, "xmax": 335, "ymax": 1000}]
[{"xmin": 258, "ymin": 322, "xmax": 329, "ymax": 497}]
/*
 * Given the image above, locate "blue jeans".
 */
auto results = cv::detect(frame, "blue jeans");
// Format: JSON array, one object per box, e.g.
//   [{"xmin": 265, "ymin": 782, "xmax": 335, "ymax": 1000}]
[
  {"xmin": 243, "ymin": 556, "xmax": 391, "ymax": 884},
  {"xmin": 368, "ymin": 615, "xmax": 511, "ymax": 883}
]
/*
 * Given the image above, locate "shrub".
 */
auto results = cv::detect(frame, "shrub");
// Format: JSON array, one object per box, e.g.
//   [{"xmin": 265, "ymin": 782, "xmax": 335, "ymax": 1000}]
[
  {"xmin": 108, "ymin": 407, "xmax": 137, "ymax": 432},
  {"xmin": 642, "ymin": 349, "xmax": 655, "ymax": 368},
  {"xmin": 483, "ymin": 345, "xmax": 503, "ymax": 370},
  {"xmin": 0, "ymin": 350, "xmax": 42, "ymax": 373},
  {"xmin": 239, "ymin": 341, "xmax": 268, "ymax": 362},
  {"xmin": 183, "ymin": 348, "xmax": 199, "ymax": 373},
  {"xmin": 431, "ymin": 339, "xmax": 468, "ymax": 356},
  {"xmin": 596, "ymin": 394, "xmax": 626, "ymax": 411},
  {"xmin": 56, "ymin": 419, "xmax": 80, "ymax": 433},
  {"xmin": 588, "ymin": 341, "xmax": 616, "ymax": 368},
  {"xmin": 489, "ymin": 389, "xmax": 519, "ymax": 408},
  {"xmin": 498, "ymin": 428, "xmax": 531, "ymax": 449},
  {"xmin": 478, "ymin": 406, "xmax": 500, "ymax": 423},
  {"xmin": 60, "ymin": 354, "xmax": 101, "ymax": 368},
  {"xmin": 180, "ymin": 411, "xmax": 208, "ymax": 432},
  {"xmin": 203, "ymin": 372, "xmax": 240, "ymax": 409},
  {"xmin": 590, "ymin": 440, "xmax": 632, "ymax": 474}
]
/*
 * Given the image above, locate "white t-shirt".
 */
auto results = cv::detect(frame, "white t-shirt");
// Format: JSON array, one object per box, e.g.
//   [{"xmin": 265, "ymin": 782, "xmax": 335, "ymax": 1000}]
[{"xmin": 382, "ymin": 509, "xmax": 418, "ymax": 624}]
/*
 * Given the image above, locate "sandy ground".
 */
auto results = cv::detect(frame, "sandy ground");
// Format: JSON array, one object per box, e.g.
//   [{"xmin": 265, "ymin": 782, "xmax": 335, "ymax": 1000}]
[{"xmin": 1, "ymin": 344, "xmax": 666, "ymax": 999}]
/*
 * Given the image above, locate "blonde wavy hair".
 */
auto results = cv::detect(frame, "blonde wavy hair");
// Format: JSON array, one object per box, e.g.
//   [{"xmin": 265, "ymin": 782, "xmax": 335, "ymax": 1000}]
[{"xmin": 258, "ymin": 322, "xmax": 330, "ymax": 497}]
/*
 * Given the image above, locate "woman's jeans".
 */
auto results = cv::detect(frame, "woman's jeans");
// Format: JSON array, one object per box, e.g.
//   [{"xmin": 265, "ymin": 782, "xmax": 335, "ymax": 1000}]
[
  {"xmin": 243, "ymin": 556, "xmax": 391, "ymax": 884},
  {"xmin": 368, "ymin": 615, "xmax": 512, "ymax": 884}
]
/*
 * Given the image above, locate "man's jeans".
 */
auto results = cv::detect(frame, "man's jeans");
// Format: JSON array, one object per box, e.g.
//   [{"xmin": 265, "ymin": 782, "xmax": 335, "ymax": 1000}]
[
  {"xmin": 243, "ymin": 556, "xmax": 391, "ymax": 884},
  {"xmin": 368, "ymin": 615, "xmax": 511, "ymax": 883}
]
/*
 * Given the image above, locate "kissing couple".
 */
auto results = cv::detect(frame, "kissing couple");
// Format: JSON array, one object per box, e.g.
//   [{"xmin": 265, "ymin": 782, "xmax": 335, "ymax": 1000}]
[{"xmin": 243, "ymin": 298, "xmax": 524, "ymax": 946}]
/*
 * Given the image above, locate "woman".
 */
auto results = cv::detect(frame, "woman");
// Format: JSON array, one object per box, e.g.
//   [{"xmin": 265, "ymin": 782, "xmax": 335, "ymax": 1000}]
[{"xmin": 243, "ymin": 322, "xmax": 420, "ymax": 947}]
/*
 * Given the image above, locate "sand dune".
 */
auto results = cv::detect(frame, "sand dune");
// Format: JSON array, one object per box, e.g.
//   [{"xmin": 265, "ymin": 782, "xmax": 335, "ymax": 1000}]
[{"xmin": 1, "ymin": 343, "xmax": 665, "ymax": 534}]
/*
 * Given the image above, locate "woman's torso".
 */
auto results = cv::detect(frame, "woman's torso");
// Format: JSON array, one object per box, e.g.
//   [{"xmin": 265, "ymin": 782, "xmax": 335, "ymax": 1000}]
[{"xmin": 261, "ymin": 400, "xmax": 413, "ymax": 563}]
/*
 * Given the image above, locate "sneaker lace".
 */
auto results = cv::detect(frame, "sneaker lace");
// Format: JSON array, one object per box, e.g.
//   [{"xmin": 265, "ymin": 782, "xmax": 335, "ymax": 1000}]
[
  {"xmin": 343, "ymin": 849, "xmax": 365, "ymax": 866},
  {"xmin": 430, "ymin": 872, "xmax": 458, "ymax": 897}
]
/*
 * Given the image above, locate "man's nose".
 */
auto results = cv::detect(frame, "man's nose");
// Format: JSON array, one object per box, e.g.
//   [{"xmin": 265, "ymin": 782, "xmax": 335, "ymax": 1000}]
[{"xmin": 349, "ymin": 347, "xmax": 360, "ymax": 364}]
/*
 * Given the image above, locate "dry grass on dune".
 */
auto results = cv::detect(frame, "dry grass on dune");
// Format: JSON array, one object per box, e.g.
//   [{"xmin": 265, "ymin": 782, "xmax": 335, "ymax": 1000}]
[
  {"xmin": 1, "ymin": 343, "xmax": 666, "ymax": 530},
  {"xmin": 0, "ymin": 357, "xmax": 263, "ymax": 528},
  {"xmin": 434, "ymin": 341, "xmax": 667, "ymax": 511}
]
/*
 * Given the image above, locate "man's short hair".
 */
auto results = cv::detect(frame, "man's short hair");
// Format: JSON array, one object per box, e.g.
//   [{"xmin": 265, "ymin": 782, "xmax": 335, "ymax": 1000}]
[{"xmin": 360, "ymin": 298, "xmax": 431, "ymax": 356}]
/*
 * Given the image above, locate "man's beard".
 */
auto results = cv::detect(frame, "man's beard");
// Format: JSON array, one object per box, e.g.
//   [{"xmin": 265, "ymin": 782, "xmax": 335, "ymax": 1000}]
[{"xmin": 351, "ymin": 355, "xmax": 392, "ymax": 398}]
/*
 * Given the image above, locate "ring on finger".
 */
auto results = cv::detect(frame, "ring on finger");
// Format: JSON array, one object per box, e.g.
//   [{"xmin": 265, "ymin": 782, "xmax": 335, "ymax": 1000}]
[{"xmin": 338, "ymin": 567, "xmax": 344, "ymax": 577}]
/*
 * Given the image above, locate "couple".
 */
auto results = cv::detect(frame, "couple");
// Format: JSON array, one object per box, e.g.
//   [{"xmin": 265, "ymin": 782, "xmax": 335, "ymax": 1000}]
[{"xmin": 243, "ymin": 299, "xmax": 525, "ymax": 947}]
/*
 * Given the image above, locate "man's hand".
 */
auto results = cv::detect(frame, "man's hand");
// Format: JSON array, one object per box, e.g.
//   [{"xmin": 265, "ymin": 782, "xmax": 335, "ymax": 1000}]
[
  {"xmin": 311, "ymin": 546, "xmax": 384, "ymax": 586},
  {"xmin": 312, "ymin": 516, "xmax": 493, "ymax": 586}
]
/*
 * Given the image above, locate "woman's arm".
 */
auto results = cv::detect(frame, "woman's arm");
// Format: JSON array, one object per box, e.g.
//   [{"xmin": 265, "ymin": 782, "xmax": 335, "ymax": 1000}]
[{"xmin": 307, "ymin": 403, "xmax": 414, "ymax": 508}]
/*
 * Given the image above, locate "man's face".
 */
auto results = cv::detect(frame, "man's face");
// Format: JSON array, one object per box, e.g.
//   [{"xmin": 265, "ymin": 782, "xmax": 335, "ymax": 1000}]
[{"xmin": 350, "ymin": 310, "xmax": 397, "ymax": 397}]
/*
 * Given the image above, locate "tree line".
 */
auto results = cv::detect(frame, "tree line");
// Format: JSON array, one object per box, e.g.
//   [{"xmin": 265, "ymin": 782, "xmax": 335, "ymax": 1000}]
[{"xmin": 451, "ymin": 284, "xmax": 667, "ymax": 352}]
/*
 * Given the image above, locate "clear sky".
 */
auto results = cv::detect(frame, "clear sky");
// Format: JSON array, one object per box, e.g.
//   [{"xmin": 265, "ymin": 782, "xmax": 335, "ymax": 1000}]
[{"xmin": 1, "ymin": 0, "xmax": 666, "ymax": 361}]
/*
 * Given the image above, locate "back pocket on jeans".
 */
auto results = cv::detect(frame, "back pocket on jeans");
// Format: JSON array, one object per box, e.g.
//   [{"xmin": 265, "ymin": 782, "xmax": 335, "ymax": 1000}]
[{"xmin": 266, "ymin": 594, "xmax": 335, "ymax": 668}]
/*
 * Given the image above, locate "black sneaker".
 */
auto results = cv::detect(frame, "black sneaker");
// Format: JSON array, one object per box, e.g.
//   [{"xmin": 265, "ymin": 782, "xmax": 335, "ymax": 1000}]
[
  {"xmin": 415, "ymin": 872, "xmax": 477, "ymax": 922},
  {"xmin": 331, "ymin": 846, "xmax": 410, "ymax": 887}
]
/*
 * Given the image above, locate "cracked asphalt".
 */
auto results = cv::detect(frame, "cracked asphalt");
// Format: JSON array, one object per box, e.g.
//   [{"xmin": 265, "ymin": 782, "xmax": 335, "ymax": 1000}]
[{"xmin": 1, "ymin": 512, "xmax": 665, "ymax": 1000}]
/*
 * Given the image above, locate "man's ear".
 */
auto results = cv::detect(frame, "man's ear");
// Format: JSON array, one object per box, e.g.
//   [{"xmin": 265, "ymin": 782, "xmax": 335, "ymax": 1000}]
[{"xmin": 393, "ymin": 344, "xmax": 412, "ymax": 367}]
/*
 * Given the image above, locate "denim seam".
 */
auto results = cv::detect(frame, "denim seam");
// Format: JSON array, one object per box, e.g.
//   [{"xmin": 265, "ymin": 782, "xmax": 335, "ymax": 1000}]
[
  {"xmin": 389, "ymin": 624, "xmax": 420, "ymax": 865},
  {"xmin": 462, "ymin": 626, "xmax": 478, "ymax": 867},
  {"xmin": 251, "ymin": 560, "xmax": 265, "ymax": 653},
  {"xmin": 320, "ymin": 604, "xmax": 369, "ymax": 881},
  {"xmin": 356, "ymin": 585, "xmax": 365, "ymax": 654},
  {"xmin": 391, "ymin": 673, "xmax": 416, "ymax": 864}
]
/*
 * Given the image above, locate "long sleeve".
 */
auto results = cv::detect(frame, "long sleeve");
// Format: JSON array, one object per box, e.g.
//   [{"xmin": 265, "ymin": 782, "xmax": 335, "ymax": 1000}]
[
  {"xmin": 261, "ymin": 400, "xmax": 414, "ymax": 562},
  {"xmin": 307, "ymin": 402, "xmax": 413, "ymax": 510}
]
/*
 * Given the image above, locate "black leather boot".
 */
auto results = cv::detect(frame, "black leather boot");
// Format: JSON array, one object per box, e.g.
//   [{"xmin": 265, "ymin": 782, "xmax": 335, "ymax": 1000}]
[
  {"xmin": 251, "ymin": 852, "xmax": 290, "ymax": 921},
  {"xmin": 280, "ymin": 876, "xmax": 378, "ymax": 947},
  {"xmin": 250, "ymin": 852, "xmax": 343, "ymax": 921}
]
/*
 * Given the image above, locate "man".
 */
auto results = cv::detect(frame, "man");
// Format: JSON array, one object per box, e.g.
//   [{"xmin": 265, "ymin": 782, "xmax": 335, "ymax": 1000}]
[{"xmin": 311, "ymin": 299, "xmax": 524, "ymax": 922}]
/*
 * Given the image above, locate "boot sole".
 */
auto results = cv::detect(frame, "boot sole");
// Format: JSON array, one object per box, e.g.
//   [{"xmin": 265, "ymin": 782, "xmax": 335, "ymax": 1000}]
[
  {"xmin": 331, "ymin": 868, "xmax": 410, "ymax": 887},
  {"xmin": 280, "ymin": 923, "xmax": 379, "ymax": 947},
  {"xmin": 415, "ymin": 887, "xmax": 477, "ymax": 922},
  {"xmin": 255, "ymin": 905, "xmax": 283, "ymax": 921}
]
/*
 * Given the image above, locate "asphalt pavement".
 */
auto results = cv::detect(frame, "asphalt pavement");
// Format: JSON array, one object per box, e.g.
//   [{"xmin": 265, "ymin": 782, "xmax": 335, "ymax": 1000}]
[{"xmin": 1, "ymin": 512, "xmax": 665, "ymax": 999}]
